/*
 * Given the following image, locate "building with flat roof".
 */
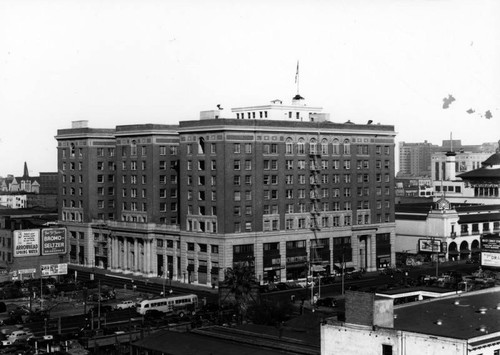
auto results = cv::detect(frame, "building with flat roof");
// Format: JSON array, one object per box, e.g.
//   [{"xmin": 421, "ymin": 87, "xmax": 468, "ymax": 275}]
[
  {"xmin": 0, "ymin": 207, "xmax": 62, "ymax": 279},
  {"xmin": 55, "ymin": 96, "xmax": 397, "ymax": 286},
  {"xmin": 322, "ymin": 288, "xmax": 500, "ymax": 355}
]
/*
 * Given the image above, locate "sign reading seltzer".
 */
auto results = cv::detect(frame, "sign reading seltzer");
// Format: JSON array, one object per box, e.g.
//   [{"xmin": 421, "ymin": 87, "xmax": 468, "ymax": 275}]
[
  {"xmin": 41, "ymin": 228, "xmax": 66, "ymax": 255},
  {"xmin": 13, "ymin": 229, "xmax": 40, "ymax": 257}
]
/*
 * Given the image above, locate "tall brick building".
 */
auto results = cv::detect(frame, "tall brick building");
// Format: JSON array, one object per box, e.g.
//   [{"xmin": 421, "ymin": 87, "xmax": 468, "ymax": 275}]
[{"xmin": 55, "ymin": 98, "xmax": 397, "ymax": 286}]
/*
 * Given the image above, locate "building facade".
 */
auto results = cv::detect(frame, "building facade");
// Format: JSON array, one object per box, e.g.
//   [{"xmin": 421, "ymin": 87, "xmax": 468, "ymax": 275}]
[
  {"xmin": 398, "ymin": 141, "xmax": 436, "ymax": 177},
  {"xmin": 395, "ymin": 200, "xmax": 500, "ymax": 263},
  {"xmin": 55, "ymin": 99, "xmax": 397, "ymax": 286}
]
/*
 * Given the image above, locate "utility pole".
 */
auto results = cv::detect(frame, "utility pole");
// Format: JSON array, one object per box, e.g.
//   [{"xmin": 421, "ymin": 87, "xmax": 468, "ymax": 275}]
[
  {"xmin": 341, "ymin": 253, "xmax": 345, "ymax": 296},
  {"xmin": 97, "ymin": 280, "xmax": 101, "ymax": 329},
  {"xmin": 431, "ymin": 236, "xmax": 439, "ymax": 278}
]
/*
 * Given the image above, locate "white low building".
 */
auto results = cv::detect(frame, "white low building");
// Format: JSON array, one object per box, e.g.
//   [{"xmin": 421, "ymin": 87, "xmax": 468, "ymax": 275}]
[{"xmin": 322, "ymin": 288, "xmax": 500, "ymax": 354}]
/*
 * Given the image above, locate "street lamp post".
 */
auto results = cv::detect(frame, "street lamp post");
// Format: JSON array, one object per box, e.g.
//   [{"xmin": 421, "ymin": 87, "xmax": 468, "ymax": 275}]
[{"xmin": 162, "ymin": 271, "xmax": 166, "ymax": 296}]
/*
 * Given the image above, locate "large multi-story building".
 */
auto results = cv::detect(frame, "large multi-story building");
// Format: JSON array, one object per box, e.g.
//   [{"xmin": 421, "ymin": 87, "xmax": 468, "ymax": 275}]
[
  {"xmin": 55, "ymin": 98, "xmax": 397, "ymax": 286},
  {"xmin": 398, "ymin": 141, "xmax": 436, "ymax": 177}
]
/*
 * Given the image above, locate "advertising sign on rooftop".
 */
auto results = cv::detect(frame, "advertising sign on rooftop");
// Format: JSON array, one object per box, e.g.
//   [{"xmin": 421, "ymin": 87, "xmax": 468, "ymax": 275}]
[
  {"xmin": 418, "ymin": 239, "xmax": 441, "ymax": 253},
  {"xmin": 41, "ymin": 228, "xmax": 67, "ymax": 255},
  {"xmin": 41, "ymin": 263, "xmax": 68, "ymax": 276},
  {"xmin": 13, "ymin": 229, "xmax": 40, "ymax": 257}
]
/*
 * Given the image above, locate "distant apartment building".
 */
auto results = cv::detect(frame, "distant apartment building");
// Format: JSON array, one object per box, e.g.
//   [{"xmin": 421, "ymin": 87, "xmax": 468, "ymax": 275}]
[
  {"xmin": 55, "ymin": 97, "xmax": 397, "ymax": 286},
  {"xmin": 398, "ymin": 141, "xmax": 435, "ymax": 177},
  {"xmin": 397, "ymin": 139, "xmax": 498, "ymax": 204}
]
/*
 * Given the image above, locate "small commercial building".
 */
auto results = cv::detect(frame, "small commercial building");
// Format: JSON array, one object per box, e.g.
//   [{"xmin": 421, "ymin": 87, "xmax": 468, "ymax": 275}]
[
  {"xmin": 322, "ymin": 288, "xmax": 500, "ymax": 354},
  {"xmin": 0, "ymin": 208, "xmax": 68, "ymax": 280}
]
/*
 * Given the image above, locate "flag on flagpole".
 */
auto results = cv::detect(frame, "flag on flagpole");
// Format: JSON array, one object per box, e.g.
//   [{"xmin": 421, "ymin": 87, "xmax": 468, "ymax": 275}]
[{"xmin": 295, "ymin": 61, "xmax": 299, "ymax": 83}]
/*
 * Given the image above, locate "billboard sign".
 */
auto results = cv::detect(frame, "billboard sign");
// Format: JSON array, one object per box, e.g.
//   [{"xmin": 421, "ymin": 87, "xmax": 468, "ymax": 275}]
[
  {"xmin": 41, "ymin": 228, "xmax": 67, "ymax": 255},
  {"xmin": 13, "ymin": 229, "xmax": 40, "ymax": 257},
  {"xmin": 41, "ymin": 263, "xmax": 68, "ymax": 276},
  {"xmin": 481, "ymin": 252, "xmax": 500, "ymax": 268},
  {"xmin": 418, "ymin": 239, "xmax": 441, "ymax": 253},
  {"xmin": 18, "ymin": 268, "xmax": 36, "ymax": 275},
  {"xmin": 481, "ymin": 234, "xmax": 500, "ymax": 252}
]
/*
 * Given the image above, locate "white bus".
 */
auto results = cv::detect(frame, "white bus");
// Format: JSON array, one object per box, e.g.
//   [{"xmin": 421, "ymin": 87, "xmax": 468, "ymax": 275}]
[{"xmin": 136, "ymin": 294, "xmax": 198, "ymax": 317}]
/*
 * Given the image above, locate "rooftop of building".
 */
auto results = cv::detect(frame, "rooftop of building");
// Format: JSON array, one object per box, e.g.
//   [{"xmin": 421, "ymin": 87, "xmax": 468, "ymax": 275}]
[
  {"xmin": 132, "ymin": 315, "xmax": 322, "ymax": 355},
  {"xmin": 0, "ymin": 207, "xmax": 57, "ymax": 217},
  {"xmin": 393, "ymin": 287, "xmax": 500, "ymax": 339},
  {"xmin": 115, "ymin": 123, "xmax": 179, "ymax": 134},
  {"xmin": 178, "ymin": 117, "xmax": 395, "ymax": 133},
  {"xmin": 395, "ymin": 202, "xmax": 500, "ymax": 223}
]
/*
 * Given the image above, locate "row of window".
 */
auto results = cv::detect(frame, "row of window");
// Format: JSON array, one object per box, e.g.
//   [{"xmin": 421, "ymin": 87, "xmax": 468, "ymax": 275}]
[
  {"xmin": 185, "ymin": 140, "xmax": 391, "ymax": 157},
  {"xmin": 235, "ymin": 111, "xmax": 268, "ymax": 119},
  {"xmin": 184, "ymin": 159, "xmax": 391, "ymax": 172},
  {"xmin": 186, "ymin": 219, "xmax": 218, "ymax": 233},
  {"xmin": 63, "ymin": 144, "xmax": 179, "ymax": 159},
  {"xmin": 185, "ymin": 175, "xmax": 392, "ymax": 192}
]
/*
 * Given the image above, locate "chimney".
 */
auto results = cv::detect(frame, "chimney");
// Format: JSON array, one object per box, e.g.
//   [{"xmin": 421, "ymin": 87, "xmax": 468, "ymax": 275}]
[
  {"xmin": 71, "ymin": 120, "xmax": 89, "ymax": 128},
  {"xmin": 345, "ymin": 291, "xmax": 394, "ymax": 328}
]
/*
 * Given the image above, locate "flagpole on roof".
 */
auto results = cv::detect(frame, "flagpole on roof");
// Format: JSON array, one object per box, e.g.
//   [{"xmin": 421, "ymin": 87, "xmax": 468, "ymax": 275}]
[{"xmin": 295, "ymin": 60, "xmax": 299, "ymax": 95}]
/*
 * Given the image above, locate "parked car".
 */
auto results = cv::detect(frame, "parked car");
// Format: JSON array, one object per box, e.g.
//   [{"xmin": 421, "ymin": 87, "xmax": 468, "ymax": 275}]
[
  {"xmin": 115, "ymin": 300, "xmax": 136, "ymax": 310},
  {"xmin": 316, "ymin": 297, "xmax": 337, "ymax": 308},
  {"xmin": 8, "ymin": 330, "xmax": 34, "ymax": 343}
]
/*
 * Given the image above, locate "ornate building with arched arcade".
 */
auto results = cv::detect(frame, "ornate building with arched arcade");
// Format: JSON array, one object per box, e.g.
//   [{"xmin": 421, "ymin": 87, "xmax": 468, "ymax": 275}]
[{"xmin": 395, "ymin": 199, "xmax": 500, "ymax": 263}]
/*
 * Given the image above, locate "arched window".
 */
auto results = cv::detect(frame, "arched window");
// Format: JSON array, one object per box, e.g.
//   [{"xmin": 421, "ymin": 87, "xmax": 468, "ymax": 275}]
[
  {"xmin": 321, "ymin": 139, "xmax": 328, "ymax": 155},
  {"xmin": 297, "ymin": 138, "xmax": 305, "ymax": 155},
  {"xmin": 332, "ymin": 139, "xmax": 340, "ymax": 155},
  {"xmin": 285, "ymin": 138, "xmax": 293, "ymax": 154},
  {"xmin": 343, "ymin": 139, "xmax": 350, "ymax": 155},
  {"xmin": 309, "ymin": 138, "xmax": 317, "ymax": 155}
]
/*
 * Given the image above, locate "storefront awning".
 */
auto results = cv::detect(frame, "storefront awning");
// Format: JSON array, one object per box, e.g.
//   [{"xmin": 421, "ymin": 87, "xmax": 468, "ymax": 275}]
[{"xmin": 458, "ymin": 212, "xmax": 500, "ymax": 224}]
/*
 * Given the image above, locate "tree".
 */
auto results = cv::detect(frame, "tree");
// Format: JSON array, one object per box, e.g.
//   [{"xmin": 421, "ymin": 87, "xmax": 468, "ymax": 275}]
[{"xmin": 219, "ymin": 261, "xmax": 259, "ymax": 323}]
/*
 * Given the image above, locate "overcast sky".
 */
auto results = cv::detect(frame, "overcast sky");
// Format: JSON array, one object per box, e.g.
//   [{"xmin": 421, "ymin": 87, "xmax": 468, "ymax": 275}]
[{"xmin": 1, "ymin": 0, "xmax": 499, "ymax": 177}]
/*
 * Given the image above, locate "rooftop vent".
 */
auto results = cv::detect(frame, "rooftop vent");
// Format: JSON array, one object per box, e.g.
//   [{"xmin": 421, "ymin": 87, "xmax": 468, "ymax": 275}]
[
  {"xmin": 479, "ymin": 325, "xmax": 487, "ymax": 332},
  {"xmin": 436, "ymin": 319, "xmax": 443, "ymax": 326},
  {"xmin": 454, "ymin": 299, "xmax": 460, "ymax": 305},
  {"xmin": 479, "ymin": 307, "xmax": 487, "ymax": 314},
  {"xmin": 496, "ymin": 303, "xmax": 500, "ymax": 310}
]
